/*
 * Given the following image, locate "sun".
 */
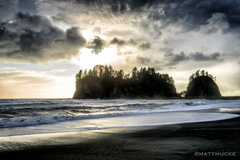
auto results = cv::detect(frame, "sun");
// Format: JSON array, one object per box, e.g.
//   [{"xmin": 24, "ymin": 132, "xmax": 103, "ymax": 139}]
[
  {"xmin": 81, "ymin": 30, "xmax": 95, "ymax": 40},
  {"xmin": 81, "ymin": 29, "xmax": 107, "ymax": 41},
  {"xmin": 72, "ymin": 47, "xmax": 118, "ymax": 69}
]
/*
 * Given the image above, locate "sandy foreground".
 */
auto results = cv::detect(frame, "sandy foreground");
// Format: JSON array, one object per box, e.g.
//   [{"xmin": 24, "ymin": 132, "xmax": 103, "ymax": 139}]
[{"xmin": 0, "ymin": 110, "xmax": 239, "ymax": 160}]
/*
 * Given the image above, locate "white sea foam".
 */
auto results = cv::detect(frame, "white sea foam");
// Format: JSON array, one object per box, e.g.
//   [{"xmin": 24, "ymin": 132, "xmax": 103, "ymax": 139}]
[
  {"xmin": 0, "ymin": 99, "xmax": 239, "ymax": 132},
  {"xmin": 0, "ymin": 99, "xmax": 239, "ymax": 129},
  {"xmin": 0, "ymin": 99, "xmax": 239, "ymax": 152},
  {"xmin": 0, "ymin": 112, "xmax": 239, "ymax": 137},
  {"xmin": 0, "ymin": 112, "xmax": 239, "ymax": 151}
]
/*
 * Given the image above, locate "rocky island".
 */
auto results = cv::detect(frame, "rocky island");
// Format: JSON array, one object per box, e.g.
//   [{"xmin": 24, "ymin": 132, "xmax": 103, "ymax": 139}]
[
  {"xmin": 73, "ymin": 65, "xmax": 177, "ymax": 99},
  {"xmin": 73, "ymin": 67, "xmax": 222, "ymax": 99},
  {"xmin": 185, "ymin": 70, "xmax": 221, "ymax": 98}
]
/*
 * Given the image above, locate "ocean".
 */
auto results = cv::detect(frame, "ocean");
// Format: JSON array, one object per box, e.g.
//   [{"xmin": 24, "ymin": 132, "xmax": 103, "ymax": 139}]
[{"xmin": 0, "ymin": 99, "xmax": 239, "ymax": 151}]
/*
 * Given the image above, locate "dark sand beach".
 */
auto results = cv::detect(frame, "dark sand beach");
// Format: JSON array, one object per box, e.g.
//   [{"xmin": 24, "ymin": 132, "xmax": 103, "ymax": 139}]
[{"xmin": 0, "ymin": 111, "xmax": 239, "ymax": 160}]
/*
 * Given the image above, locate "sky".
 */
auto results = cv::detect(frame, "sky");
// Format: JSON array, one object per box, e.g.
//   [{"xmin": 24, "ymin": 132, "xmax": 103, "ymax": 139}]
[{"xmin": 0, "ymin": 0, "xmax": 240, "ymax": 98}]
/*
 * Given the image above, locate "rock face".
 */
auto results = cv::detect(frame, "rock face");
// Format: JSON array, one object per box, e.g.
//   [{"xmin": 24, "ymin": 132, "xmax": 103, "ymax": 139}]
[{"xmin": 185, "ymin": 74, "xmax": 221, "ymax": 98}]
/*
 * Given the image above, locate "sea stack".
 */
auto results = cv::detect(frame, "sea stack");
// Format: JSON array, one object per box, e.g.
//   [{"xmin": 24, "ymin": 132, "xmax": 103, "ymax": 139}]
[{"xmin": 185, "ymin": 70, "xmax": 221, "ymax": 98}]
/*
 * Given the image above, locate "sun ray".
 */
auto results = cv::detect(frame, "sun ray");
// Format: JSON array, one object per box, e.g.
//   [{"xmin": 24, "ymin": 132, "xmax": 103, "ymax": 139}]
[{"xmin": 71, "ymin": 47, "xmax": 118, "ymax": 69}]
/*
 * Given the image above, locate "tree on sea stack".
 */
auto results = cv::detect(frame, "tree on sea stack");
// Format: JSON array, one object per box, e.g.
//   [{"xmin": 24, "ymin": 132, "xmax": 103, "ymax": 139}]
[
  {"xmin": 73, "ymin": 65, "xmax": 177, "ymax": 99},
  {"xmin": 185, "ymin": 70, "xmax": 221, "ymax": 98}
]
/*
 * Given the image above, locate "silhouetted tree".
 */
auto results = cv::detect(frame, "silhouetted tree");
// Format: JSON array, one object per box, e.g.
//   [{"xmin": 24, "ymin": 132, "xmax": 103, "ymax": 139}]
[
  {"xmin": 178, "ymin": 90, "xmax": 187, "ymax": 97},
  {"xmin": 185, "ymin": 70, "xmax": 221, "ymax": 98},
  {"xmin": 73, "ymin": 65, "xmax": 177, "ymax": 99}
]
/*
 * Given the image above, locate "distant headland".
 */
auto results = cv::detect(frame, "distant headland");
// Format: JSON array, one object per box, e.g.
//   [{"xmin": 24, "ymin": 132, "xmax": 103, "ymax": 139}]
[{"xmin": 73, "ymin": 65, "xmax": 222, "ymax": 99}]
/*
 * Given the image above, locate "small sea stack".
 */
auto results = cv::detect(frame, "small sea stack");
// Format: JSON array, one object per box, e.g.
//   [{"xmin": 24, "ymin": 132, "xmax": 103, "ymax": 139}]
[{"xmin": 185, "ymin": 70, "xmax": 221, "ymax": 98}]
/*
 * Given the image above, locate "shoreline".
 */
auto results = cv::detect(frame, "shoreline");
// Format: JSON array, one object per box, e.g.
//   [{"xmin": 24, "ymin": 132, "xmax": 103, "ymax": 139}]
[
  {"xmin": 1, "ymin": 96, "xmax": 240, "ymax": 100},
  {"xmin": 71, "ymin": 96, "xmax": 240, "ymax": 100},
  {"xmin": 0, "ymin": 111, "xmax": 238, "ymax": 138},
  {"xmin": 0, "ymin": 113, "xmax": 239, "ymax": 160}
]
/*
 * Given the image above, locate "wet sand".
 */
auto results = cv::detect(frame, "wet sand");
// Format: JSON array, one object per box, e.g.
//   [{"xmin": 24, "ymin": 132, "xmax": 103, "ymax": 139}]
[{"xmin": 0, "ymin": 113, "xmax": 239, "ymax": 160}]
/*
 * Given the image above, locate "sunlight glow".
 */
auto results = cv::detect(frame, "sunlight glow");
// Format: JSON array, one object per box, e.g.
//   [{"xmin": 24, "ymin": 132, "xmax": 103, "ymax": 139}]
[
  {"xmin": 81, "ymin": 30, "xmax": 95, "ymax": 40},
  {"xmin": 72, "ymin": 47, "xmax": 118, "ymax": 69}
]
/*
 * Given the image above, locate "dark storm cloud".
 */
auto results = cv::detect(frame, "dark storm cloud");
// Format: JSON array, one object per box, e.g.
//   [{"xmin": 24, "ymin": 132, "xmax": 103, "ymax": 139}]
[
  {"xmin": 1, "ymin": 12, "xmax": 64, "ymax": 53},
  {"xmin": 18, "ymin": 30, "xmax": 47, "ymax": 52},
  {"xmin": 1, "ymin": 0, "xmax": 240, "ymax": 63},
  {"xmin": 75, "ymin": 0, "xmax": 156, "ymax": 12},
  {"xmin": 9, "ymin": 12, "xmax": 65, "ymax": 53},
  {"xmin": 165, "ymin": 51, "xmax": 223, "ymax": 66},
  {"xmin": 13, "ymin": 12, "xmax": 58, "ymax": 33},
  {"xmin": 165, "ymin": 52, "xmax": 190, "ymax": 62},
  {"xmin": 164, "ymin": 51, "xmax": 189, "ymax": 67},
  {"xmin": 136, "ymin": 56, "xmax": 150, "ymax": 65},
  {"xmin": 0, "ymin": 0, "xmax": 18, "ymax": 21},
  {"xmin": 190, "ymin": 52, "xmax": 222, "ymax": 61},
  {"xmin": 109, "ymin": 0, "xmax": 157, "ymax": 13},
  {"xmin": 2, "ymin": 0, "xmax": 240, "ymax": 34},
  {"xmin": 66, "ymin": 27, "xmax": 86, "ymax": 46},
  {"xmin": 0, "ymin": 22, "xmax": 9, "ymax": 40},
  {"xmin": 74, "ymin": 0, "xmax": 240, "ymax": 30},
  {"xmin": 110, "ymin": 37, "xmax": 137, "ymax": 47},
  {"xmin": 139, "ymin": 42, "xmax": 151, "ymax": 50},
  {"xmin": 148, "ymin": 0, "xmax": 240, "ymax": 31},
  {"xmin": 0, "ymin": 0, "xmax": 37, "ymax": 21},
  {"xmin": 18, "ymin": 0, "xmax": 38, "ymax": 14},
  {"xmin": 0, "ymin": 12, "xmax": 86, "ymax": 63},
  {"xmin": 110, "ymin": 37, "xmax": 126, "ymax": 46},
  {"xmin": 87, "ymin": 36, "xmax": 106, "ymax": 54}
]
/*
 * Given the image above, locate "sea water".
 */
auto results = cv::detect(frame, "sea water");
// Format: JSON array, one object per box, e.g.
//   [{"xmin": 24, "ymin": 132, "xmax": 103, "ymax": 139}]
[{"xmin": 0, "ymin": 99, "xmax": 239, "ymax": 151}]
